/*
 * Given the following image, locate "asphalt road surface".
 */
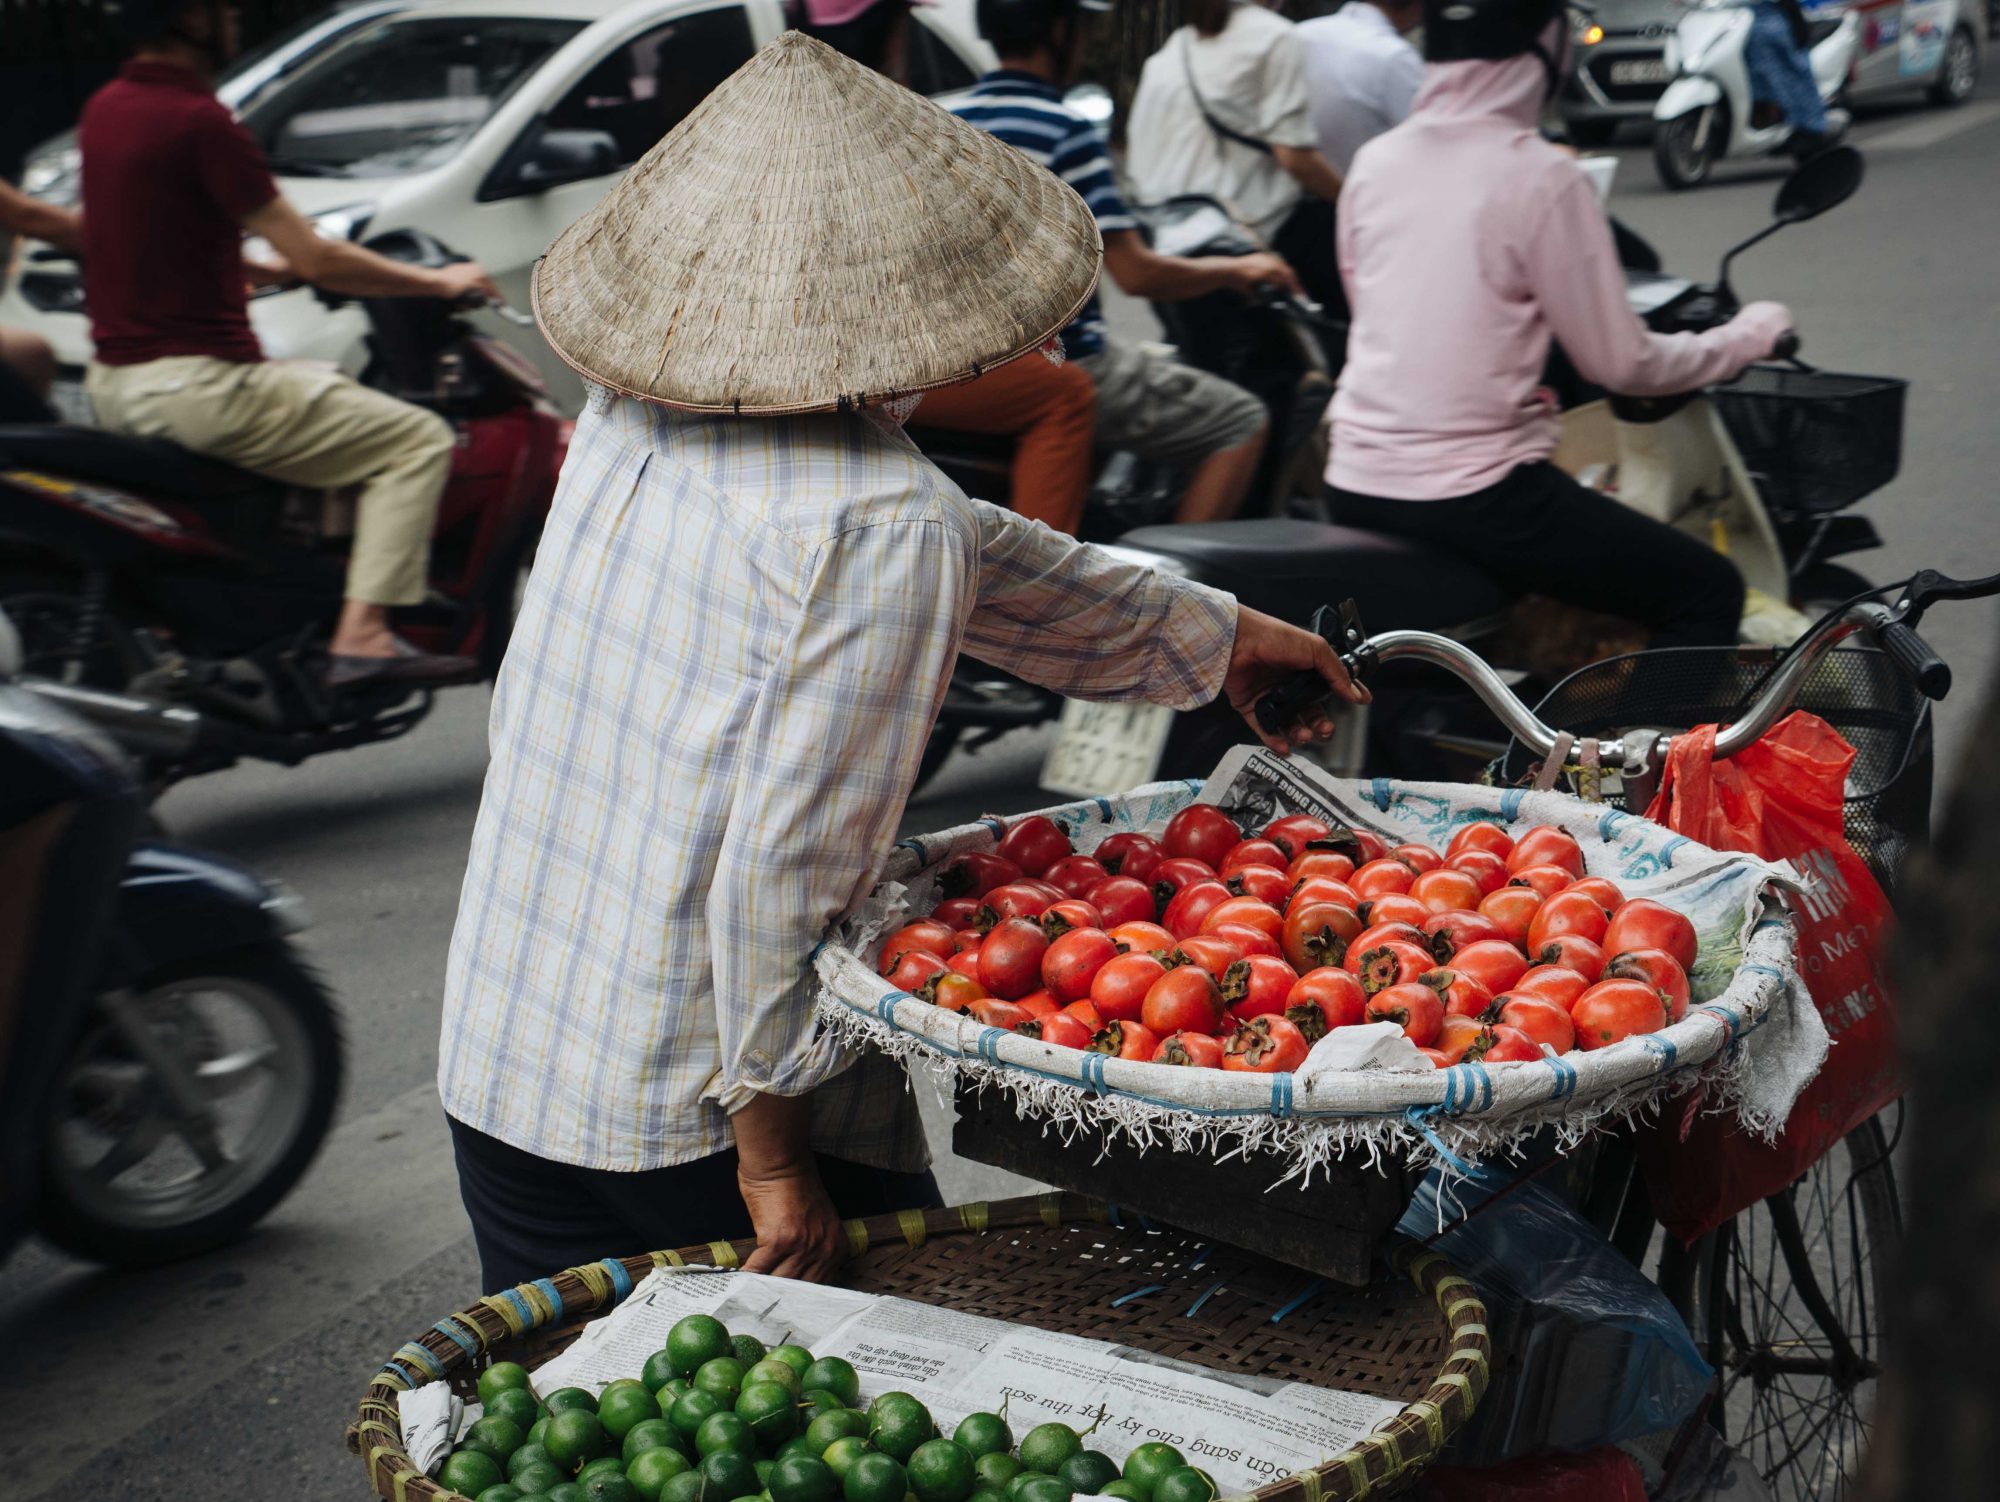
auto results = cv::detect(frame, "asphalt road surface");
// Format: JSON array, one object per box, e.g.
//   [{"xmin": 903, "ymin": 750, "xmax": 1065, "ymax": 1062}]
[{"xmin": 5, "ymin": 84, "xmax": 1996, "ymax": 1501}]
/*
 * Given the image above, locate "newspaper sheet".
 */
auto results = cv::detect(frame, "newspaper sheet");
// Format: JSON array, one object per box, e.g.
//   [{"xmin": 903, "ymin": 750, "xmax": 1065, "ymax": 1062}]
[{"xmin": 409, "ymin": 1268, "xmax": 1403, "ymax": 1495}]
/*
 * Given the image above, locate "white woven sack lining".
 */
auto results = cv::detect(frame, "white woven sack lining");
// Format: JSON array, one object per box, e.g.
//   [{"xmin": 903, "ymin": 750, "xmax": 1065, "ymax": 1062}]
[{"xmin": 813, "ymin": 770, "xmax": 1822, "ymax": 1180}]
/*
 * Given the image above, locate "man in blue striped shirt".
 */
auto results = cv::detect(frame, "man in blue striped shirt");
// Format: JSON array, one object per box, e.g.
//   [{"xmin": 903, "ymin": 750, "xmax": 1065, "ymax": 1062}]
[{"xmin": 955, "ymin": 0, "xmax": 1302, "ymax": 523}]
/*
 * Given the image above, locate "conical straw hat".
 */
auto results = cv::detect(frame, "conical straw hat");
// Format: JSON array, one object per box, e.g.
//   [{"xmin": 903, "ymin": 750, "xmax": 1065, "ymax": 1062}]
[{"xmin": 532, "ymin": 32, "xmax": 1103, "ymax": 414}]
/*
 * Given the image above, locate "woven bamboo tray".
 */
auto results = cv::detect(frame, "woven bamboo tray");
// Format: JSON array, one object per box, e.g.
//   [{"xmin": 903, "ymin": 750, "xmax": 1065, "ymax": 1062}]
[{"xmin": 349, "ymin": 1195, "xmax": 1489, "ymax": 1502}]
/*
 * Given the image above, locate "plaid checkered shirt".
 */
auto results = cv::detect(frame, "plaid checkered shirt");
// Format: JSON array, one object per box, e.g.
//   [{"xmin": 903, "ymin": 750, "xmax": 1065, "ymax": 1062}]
[{"xmin": 438, "ymin": 395, "xmax": 1239, "ymax": 1172}]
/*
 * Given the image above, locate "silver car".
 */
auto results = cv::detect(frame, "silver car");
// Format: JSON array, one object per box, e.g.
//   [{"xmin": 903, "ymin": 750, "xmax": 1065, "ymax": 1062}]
[{"xmin": 1563, "ymin": 0, "xmax": 1680, "ymax": 143}]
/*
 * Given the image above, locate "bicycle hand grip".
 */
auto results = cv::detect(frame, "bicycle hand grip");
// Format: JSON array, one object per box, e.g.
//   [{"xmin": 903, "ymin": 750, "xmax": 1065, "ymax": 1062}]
[
  {"xmin": 1879, "ymin": 621, "xmax": 1951, "ymax": 701},
  {"xmin": 1254, "ymin": 672, "xmax": 1333, "ymax": 739},
  {"xmin": 1773, "ymin": 330, "xmax": 1800, "ymax": 360}
]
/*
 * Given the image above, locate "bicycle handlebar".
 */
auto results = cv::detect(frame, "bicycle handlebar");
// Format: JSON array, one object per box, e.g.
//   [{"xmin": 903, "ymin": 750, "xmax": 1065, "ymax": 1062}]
[{"xmin": 1257, "ymin": 570, "xmax": 2000, "ymax": 765}]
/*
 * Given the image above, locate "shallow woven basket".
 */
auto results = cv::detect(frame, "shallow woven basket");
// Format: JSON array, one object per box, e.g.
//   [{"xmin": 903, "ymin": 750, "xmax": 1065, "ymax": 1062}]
[{"xmin": 349, "ymin": 1196, "xmax": 1488, "ymax": 1502}]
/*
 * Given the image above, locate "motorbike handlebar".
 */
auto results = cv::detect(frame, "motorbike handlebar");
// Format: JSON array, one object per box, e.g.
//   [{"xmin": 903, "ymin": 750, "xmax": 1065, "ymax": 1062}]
[
  {"xmin": 1878, "ymin": 621, "xmax": 1951, "ymax": 700},
  {"xmin": 1772, "ymin": 329, "xmax": 1800, "ymax": 360}
]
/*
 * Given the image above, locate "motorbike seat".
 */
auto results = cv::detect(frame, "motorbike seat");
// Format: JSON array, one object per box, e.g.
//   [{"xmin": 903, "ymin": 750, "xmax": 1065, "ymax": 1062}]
[
  {"xmin": 0, "ymin": 424, "xmax": 277, "ymax": 502},
  {"xmin": 1115, "ymin": 518, "xmax": 1511, "ymax": 633},
  {"xmin": 1804, "ymin": 15, "xmax": 1841, "ymax": 46}
]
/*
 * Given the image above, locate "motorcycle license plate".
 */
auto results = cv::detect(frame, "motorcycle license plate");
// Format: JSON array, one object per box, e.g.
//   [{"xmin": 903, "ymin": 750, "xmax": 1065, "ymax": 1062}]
[
  {"xmin": 1040, "ymin": 698, "xmax": 1175, "ymax": 799},
  {"xmin": 1610, "ymin": 58, "xmax": 1673, "ymax": 84}
]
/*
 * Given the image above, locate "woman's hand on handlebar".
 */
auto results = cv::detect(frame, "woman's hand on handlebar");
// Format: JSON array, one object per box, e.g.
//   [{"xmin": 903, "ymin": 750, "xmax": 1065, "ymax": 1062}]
[
  {"xmin": 1224, "ymin": 606, "xmax": 1370, "ymax": 755},
  {"xmin": 1733, "ymin": 299, "xmax": 1794, "ymax": 359},
  {"xmin": 432, "ymin": 260, "xmax": 504, "ymax": 306}
]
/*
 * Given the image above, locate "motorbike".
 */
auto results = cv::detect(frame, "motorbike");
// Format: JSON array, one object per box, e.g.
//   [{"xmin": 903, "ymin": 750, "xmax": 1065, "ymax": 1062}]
[
  {"xmin": 1653, "ymin": 0, "xmax": 1859, "ymax": 189},
  {"xmin": 914, "ymin": 148, "xmax": 1889, "ymax": 797},
  {"xmin": 0, "ymin": 606, "xmax": 343, "ymax": 1267},
  {"xmin": 0, "ymin": 230, "xmax": 566, "ymax": 784}
]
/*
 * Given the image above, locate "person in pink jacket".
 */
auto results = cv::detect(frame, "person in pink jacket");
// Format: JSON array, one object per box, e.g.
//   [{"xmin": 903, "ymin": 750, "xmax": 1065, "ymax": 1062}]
[{"xmin": 1326, "ymin": 0, "xmax": 1793, "ymax": 649}]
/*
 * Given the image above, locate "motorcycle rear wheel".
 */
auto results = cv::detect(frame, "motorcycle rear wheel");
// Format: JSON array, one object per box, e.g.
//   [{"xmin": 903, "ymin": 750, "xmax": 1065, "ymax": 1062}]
[
  {"xmin": 1655, "ymin": 107, "xmax": 1724, "ymax": 190},
  {"xmin": 36, "ymin": 942, "xmax": 344, "ymax": 1266}
]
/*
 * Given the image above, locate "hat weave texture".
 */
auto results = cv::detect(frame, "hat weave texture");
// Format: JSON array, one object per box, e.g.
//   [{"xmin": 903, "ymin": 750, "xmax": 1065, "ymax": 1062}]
[{"xmin": 532, "ymin": 31, "xmax": 1104, "ymax": 413}]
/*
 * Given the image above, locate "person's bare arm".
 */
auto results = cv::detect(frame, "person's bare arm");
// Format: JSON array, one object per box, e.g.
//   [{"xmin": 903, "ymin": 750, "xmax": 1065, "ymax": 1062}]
[
  {"xmin": 0, "ymin": 181, "xmax": 82, "ymax": 255},
  {"xmin": 240, "ymin": 197, "xmax": 499, "ymax": 301},
  {"xmin": 1101, "ymin": 228, "xmax": 1302, "ymax": 303},
  {"xmin": 1271, "ymin": 143, "xmax": 1344, "ymax": 203},
  {"xmin": 733, "ymin": 1092, "xmax": 845, "ymax": 1281}
]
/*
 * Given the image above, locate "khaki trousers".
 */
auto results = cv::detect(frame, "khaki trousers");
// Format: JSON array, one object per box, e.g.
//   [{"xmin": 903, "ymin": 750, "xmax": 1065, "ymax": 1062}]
[{"xmin": 86, "ymin": 357, "xmax": 455, "ymax": 606}]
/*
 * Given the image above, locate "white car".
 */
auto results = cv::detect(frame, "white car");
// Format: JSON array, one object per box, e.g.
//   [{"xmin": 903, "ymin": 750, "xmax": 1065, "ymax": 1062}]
[{"xmin": 4, "ymin": 0, "xmax": 993, "ymax": 414}]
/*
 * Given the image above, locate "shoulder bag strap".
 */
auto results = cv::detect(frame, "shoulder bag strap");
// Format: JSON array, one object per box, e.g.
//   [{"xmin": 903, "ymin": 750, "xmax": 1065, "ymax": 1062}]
[{"xmin": 1180, "ymin": 31, "xmax": 1273, "ymax": 156}]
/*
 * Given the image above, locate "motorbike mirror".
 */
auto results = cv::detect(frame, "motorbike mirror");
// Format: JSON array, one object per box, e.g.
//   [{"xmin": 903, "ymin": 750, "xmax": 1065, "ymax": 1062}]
[{"xmin": 1773, "ymin": 145, "xmax": 1863, "ymax": 223}]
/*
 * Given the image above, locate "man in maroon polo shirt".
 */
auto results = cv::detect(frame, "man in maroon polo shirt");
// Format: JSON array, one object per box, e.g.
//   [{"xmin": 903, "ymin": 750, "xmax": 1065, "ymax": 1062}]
[{"xmin": 79, "ymin": 0, "xmax": 503, "ymax": 688}]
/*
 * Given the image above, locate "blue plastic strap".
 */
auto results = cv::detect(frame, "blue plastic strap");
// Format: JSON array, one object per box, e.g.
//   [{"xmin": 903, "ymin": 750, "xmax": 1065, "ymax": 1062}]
[
  {"xmin": 1268, "ymin": 1072, "xmax": 1294, "ymax": 1118},
  {"xmin": 432, "ymin": 1319, "xmax": 480, "ymax": 1359},
  {"xmin": 877, "ymin": 991, "xmax": 906, "ymax": 1022},
  {"xmin": 497, "ymin": 1287, "xmax": 536, "ymax": 1330},
  {"xmin": 531, "ymin": 1279, "xmax": 565, "ymax": 1323},
  {"xmin": 1080, "ymin": 1051, "xmax": 1108, "ymax": 1093},
  {"xmin": 1404, "ymin": 1105, "xmax": 1476, "ymax": 1177},
  {"xmin": 1185, "ymin": 1281, "xmax": 1226, "ymax": 1317},
  {"xmin": 1499, "ymin": 788, "xmax": 1528, "ymax": 821},
  {"xmin": 895, "ymin": 837, "xmax": 927, "ymax": 862},
  {"xmin": 1598, "ymin": 808, "xmax": 1628, "ymax": 843},
  {"xmin": 1545, "ymin": 1054, "xmax": 1579, "ymax": 1103},
  {"xmin": 1659, "ymin": 835, "xmax": 1690, "ymax": 868},
  {"xmin": 1110, "ymin": 1283, "xmax": 1165, "ymax": 1308},
  {"xmin": 1269, "ymin": 1278, "xmax": 1326, "ymax": 1323},
  {"xmin": 979, "ymin": 816, "xmax": 1006, "ymax": 840},
  {"xmin": 598, "ymin": 1257, "xmax": 635, "ymax": 1300}
]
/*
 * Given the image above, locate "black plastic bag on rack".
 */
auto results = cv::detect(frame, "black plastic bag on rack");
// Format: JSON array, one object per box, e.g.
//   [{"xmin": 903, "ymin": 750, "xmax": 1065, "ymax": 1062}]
[{"xmin": 1397, "ymin": 1166, "xmax": 1711, "ymax": 1463}]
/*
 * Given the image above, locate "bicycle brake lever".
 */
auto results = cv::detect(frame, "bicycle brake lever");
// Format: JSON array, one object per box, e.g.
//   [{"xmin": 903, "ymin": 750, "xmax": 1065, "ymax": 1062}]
[{"xmin": 1252, "ymin": 601, "xmax": 1372, "ymax": 739}]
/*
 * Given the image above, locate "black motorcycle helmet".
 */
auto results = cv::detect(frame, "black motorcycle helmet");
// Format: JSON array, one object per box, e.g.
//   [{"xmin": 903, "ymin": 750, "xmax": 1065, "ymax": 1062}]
[
  {"xmin": 975, "ymin": 0, "xmax": 1110, "ymax": 57},
  {"xmin": 1422, "ymin": 0, "xmax": 1580, "ymax": 97},
  {"xmin": 101, "ymin": 0, "xmax": 229, "ymax": 52}
]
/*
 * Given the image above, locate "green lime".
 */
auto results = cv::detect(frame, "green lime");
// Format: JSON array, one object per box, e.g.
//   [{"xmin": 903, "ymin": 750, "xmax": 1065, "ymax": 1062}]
[
  {"xmin": 669, "ymin": 1316, "xmax": 736, "ymax": 1379},
  {"xmin": 479, "ymin": 1485, "xmax": 525, "ymax": 1502},
  {"xmin": 464, "ymin": 1416, "xmax": 528, "ymax": 1464},
  {"xmin": 480, "ymin": 1362, "xmax": 535, "ymax": 1408},
  {"xmin": 695, "ymin": 1358, "xmax": 750, "ymax": 1404},
  {"xmin": 1099, "ymin": 1484, "xmax": 1148, "ymax": 1502},
  {"xmin": 660, "ymin": 1380, "xmax": 692, "ymax": 1404},
  {"xmin": 1005, "ymin": 1475, "xmax": 1037, "ymax": 1500},
  {"xmin": 798, "ymin": 1357, "xmax": 860, "ymax": 1408},
  {"xmin": 1120, "ymin": 1443, "xmax": 1186, "ymax": 1499},
  {"xmin": 1057, "ymin": 1453, "xmax": 1118, "ymax": 1497},
  {"xmin": 1151, "ymin": 1470, "xmax": 1215, "ymax": 1502},
  {"xmin": 584, "ymin": 1473, "xmax": 642, "ymax": 1502},
  {"xmin": 952, "ymin": 1415, "xmax": 1012, "ymax": 1461},
  {"xmin": 776, "ymin": 1436, "xmax": 819, "ymax": 1464},
  {"xmin": 697, "ymin": 1412, "xmax": 757, "ymax": 1458},
  {"xmin": 1016, "ymin": 1426, "xmax": 1080, "ymax": 1477},
  {"xmin": 702, "ymin": 1449, "xmax": 763, "ymax": 1501},
  {"xmin": 744, "ymin": 1359, "xmax": 801, "ymax": 1397},
  {"xmin": 804, "ymin": 1410, "xmax": 869, "ymax": 1454},
  {"xmin": 547, "ymin": 1388, "xmax": 600, "ymax": 1417},
  {"xmin": 737, "ymin": 1381, "xmax": 802, "ymax": 1447},
  {"xmin": 973, "ymin": 1454, "xmax": 1020, "ymax": 1491},
  {"xmin": 801, "ymin": 1390, "xmax": 847, "ymax": 1420},
  {"xmin": 489, "ymin": 1388, "xmax": 543, "ymax": 1430},
  {"xmin": 731, "ymin": 1333, "xmax": 769, "ymax": 1364},
  {"xmin": 600, "ymin": 1383, "xmax": 665, "ymax": 1443},
  {"xmin": 545, "ymin": 1410, "xmax": 611, "ymax": 1473},
  {"xmin": 767, "ymin": 1345, "xmax": 815, "ymax": 1378},
  {"xmin": 821, "ymin": 1437, "xmax": 872, "ymax": 1482},
  {"xmin": 866, "ymin": 1394, "xmax": 935, "ymax": 1463},
  {"xmin": 529, "ymin": 1418, "xmax": 552, "ymax": 1448},
  {"xmin": 768, "ymin": 1453, "xmax": 840, "ymax": 1502},
  {"xmin": 1013, "ymin": 1478, "xmax": 1071, "ymax": 1502},
  {"xmin": 441, "ymin": 1450, "xmax": 506, "ymax": 1497},
  {"xmin": 843, "ymin": 1452, "xmax": 908, "ymax": 1502},
  {"xmin": 661, "ymin": 1474, "xmax": 707, "ymax": 1502},
  {"xmin": 624, "ymin": 1420, "xmax": 689, "ymax": 1465},
  {"xmin": 510, "ymin": 1445, "xmax": 556, "ymax": 1480},
  {"xmin": 755, "ymin": 1460, "xmax": 777, "ymax": 1486},
  {"xmin": 580, "ymin": 1458, "xmax": 626, "ymax": 1483},
  {"xmin": 513, "ymin": 1462, "xmax": 567, "ymax": 1495},
  {"xmin": 968, "ymin": 1489, "xmax": 1008, "ymax": 1502},
  {"xmin": 643, "ymin": 1350, "xmax": 683, "ymax": 1394},
  {"xmin": 671, "ymin": 1390, "xmax": 726, "ymax": 1440},
  {"xmin": 907, "ymin": 1439, "xmax": 977, "ymax": 1502},
  {"xmin": 548, "ymin": 1486, "xmax": 589, "ymax": 1502},
  {"xmin": 627, "ymin": 1447, "xmax": 692, "ymax": 1502}
]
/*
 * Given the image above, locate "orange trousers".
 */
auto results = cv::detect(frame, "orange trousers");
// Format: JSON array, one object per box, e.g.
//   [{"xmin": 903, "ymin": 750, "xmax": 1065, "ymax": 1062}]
[{"xmin": 913, "ymin": 354, "xmax": 1096, "ymax": 534}]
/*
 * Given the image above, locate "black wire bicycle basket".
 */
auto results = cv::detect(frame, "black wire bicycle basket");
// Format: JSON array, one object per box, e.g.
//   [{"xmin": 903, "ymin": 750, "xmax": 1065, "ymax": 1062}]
[
  {"xmin": 1499, "ymin": 644, "xmax": 1933, "ymax": 896},
  {"xmin": 1710, "ymin": 367, "xmax": 1907, "ymax": 516}
]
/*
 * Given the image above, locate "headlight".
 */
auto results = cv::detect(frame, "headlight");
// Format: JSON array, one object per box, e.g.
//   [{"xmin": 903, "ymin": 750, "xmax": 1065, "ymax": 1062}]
[
  {"xmin": 243, "ymin": 203, "xmax": 373, "ymax": 293},
  {"xmin": 21, "ymin": 145, "xmax": 81, "ymax": 208}
]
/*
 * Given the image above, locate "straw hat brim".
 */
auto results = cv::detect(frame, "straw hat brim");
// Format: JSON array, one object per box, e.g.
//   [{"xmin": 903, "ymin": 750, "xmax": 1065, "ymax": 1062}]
[{"xmin": 531, "ymin": 32, "xmax": 1105, "ymax": 416}]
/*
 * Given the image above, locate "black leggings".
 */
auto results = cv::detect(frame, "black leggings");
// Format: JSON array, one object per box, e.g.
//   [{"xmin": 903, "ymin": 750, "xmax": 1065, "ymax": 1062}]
[
  {"xmin": 1328, "ymin": 461, "xmax": 1745, "ymax": 651},
  {"xmin": 449, "ymin": 1115, "xmax": 942, "ymax": 1292}
]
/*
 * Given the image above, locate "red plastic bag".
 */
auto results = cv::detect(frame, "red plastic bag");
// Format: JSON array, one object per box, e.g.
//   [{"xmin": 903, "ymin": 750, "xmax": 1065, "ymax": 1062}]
[
  {"xmin": 1417, "ymin": 1448, "xmax": 1646, "ymax": 1502},
  {"xmin": 1635, "ymin": 712, "xmax": 1899, "ymax": 1241}
]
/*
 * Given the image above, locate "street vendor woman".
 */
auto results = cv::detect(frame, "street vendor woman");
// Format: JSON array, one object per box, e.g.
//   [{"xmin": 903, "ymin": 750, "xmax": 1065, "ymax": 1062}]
[{"xmin": 437, "ymin": 33, "xmax": 1362, "ymax": 1292}]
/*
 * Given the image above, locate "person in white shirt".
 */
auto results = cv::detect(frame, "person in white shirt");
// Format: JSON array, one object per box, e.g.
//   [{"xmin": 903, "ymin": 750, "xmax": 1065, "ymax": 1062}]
[
  {"xmin": 1126, "ymin": 0, "xmax": 1347, "ymax": 306},
  {"xmin": 1297, "ymin": 0, "xmax": 1425, "ymax": 175}
]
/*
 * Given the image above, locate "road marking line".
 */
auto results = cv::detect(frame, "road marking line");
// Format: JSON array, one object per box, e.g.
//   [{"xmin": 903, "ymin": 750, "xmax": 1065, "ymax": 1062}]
[
  {"xmin": 0, "ymin": 1081, "xmax": 471, "ymax": 1498},
  {"xmin": 1865, "ymin": 100, "xmax": 2000, "ymax": 151}
]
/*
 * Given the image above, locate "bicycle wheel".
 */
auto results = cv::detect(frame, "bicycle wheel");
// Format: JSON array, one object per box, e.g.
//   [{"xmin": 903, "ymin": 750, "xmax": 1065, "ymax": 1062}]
[{"xmin": 1684, "ymin": 1109, "xmax": 1902, "ymax": 1501}]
